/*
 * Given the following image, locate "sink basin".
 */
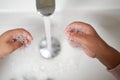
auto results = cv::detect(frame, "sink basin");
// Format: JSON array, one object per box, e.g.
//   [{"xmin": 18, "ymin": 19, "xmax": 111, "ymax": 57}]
[{"xmin": 0, "ymin": 9, "xmax": 120, "ymax": 80}]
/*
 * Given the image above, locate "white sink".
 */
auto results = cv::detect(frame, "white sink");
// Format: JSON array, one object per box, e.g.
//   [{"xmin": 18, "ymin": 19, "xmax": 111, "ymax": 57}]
[
  {"xmin": 0, "ymin": 0, "xmax": 120, "ymax": 80},
  {"xmin": 0, "ymin": 9, "xmax": 120, "ymax": 80}
]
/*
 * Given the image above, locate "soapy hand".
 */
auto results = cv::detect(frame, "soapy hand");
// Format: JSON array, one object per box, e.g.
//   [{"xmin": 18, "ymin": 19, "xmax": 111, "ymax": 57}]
[
  {"xmin": 0, "ymin": 28, "xmax": 33, "ymax": 59},
  {"xmin": 65, "ymin": 21, "xmax": 109, "ymax": 58},
  {"xmin": 65, "ymin": 21, "xmax": 120, "ymax": 79}
]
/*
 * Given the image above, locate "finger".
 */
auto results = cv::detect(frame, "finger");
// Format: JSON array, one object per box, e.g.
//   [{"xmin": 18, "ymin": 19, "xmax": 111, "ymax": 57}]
[
  {"xmin": 1, "ymin": 28, "xmax": 33, "ymax": 42},
  {"xmin": 18, "ymin": 28, "xmax": 33, "ymax": 41},
  {"xmin": 65, "ymin": 21, "xmax": 96, "ymax": 35},
  {"xmin": 68, "ymin": 32, "xmax": 85, "ymax": 44},
  {"xmin": 10, "ymin": 28, "xmax": 33, "ymax": 41}
]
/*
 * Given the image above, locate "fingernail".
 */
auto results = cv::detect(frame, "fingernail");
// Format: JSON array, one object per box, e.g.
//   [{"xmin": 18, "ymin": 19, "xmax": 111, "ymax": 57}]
[{"xmin": 27, "ymin": 35, "xmax": 33, "ymax": 41}]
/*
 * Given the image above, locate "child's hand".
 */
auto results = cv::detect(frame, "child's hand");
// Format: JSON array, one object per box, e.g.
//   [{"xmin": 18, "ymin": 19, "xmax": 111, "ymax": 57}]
[
  {"xmin": 0, "ymin": 28, "xmax": 33, "ymax": 59},
  {"xmin": 65, "ymin": 21, "xmax": 109, "ymax": 58},
  {"xmin": 65, "ymin": 21, "xmax": 120, "ymax": 69}
]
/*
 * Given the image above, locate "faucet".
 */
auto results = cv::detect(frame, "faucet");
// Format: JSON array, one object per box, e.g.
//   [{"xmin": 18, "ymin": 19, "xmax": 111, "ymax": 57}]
[
  {"xmin": 36, "ymin": 0, "xmax": 55, "ymax": 16},
  {"xmin": 36, "ymin": 0, "xmax": 61, "ymax": 59}
]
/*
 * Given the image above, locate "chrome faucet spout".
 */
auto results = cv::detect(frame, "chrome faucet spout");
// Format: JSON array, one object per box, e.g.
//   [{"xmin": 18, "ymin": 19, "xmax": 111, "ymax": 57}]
[{"xmin": 36, "ymin": 0, "xmax": 55, "ymax": 16}]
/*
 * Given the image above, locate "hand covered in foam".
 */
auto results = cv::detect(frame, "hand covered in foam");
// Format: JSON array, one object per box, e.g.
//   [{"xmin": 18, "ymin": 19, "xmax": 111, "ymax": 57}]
[{"xmin": 0, "ymin": 28, "xmax": 33, "ymax": 59}]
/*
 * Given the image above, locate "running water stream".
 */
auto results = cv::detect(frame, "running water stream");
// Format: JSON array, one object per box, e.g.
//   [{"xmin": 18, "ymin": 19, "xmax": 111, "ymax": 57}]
[{"xmin": 43, "ymin": 16, "xmax": 52, "ymax": 53}]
